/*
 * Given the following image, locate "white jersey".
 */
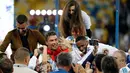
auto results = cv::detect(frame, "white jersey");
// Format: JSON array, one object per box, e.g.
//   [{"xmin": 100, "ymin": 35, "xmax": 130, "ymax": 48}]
[
  {"xmin": 120, "ymin": 63, "xmax": 130, "ymax": 73},
  {"xmin": 81, "ymin": 10, "xmax": 91, "ymax": 29},
  {"xmin": 97, "ymin": 43, "xmax": 118, "ymax": 56}
]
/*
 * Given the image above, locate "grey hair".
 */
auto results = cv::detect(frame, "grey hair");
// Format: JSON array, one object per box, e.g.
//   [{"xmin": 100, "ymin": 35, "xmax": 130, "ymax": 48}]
[{"xmin": 56, "ymin": 52, "xmax": 72, "ymax": 66}]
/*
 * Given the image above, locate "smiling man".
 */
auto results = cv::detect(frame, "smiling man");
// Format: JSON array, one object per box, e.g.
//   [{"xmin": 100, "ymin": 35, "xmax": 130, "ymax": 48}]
[{"xmin": 45, "ymin": 31, "xmax": 69, "ymax": 61}]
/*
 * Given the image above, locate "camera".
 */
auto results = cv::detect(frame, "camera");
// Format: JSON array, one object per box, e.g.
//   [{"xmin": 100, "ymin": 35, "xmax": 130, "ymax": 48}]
[{"xmin": 89, "ymin": 39, "xmax": 99, "ymax": 46}]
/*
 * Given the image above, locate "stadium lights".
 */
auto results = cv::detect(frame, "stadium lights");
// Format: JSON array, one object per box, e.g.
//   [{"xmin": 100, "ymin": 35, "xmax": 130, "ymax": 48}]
[
  {"xmin": 58, "ymin": 10, "xmax": 63, "ymax": 15},
  {"xmin": 30, "ymin": 10, "xmax": 35, "ymax": 15},
  {"xmin": 52, "ymin": 10, "xmax": 56, "ymax": 15},
  {"xmin": 35, "ymin": 10, "xmax": 41, "ymax": 15},
  {"xmin": 46, "ymin": 10, "xmax": 52, "ymax": 15},
  {"xmin": 43, "ymin": 25, "xmax": 50, "ymax": 31},
  {"xmin": 41, "ymin": 10, "xmax": 46, "ymax": 15},
  {"xmin": 29, "ymin": 9, "xmax": 63, "ymax": 15}
]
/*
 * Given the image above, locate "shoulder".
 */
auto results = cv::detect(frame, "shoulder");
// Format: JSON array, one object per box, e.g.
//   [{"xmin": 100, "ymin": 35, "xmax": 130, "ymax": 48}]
[
  {"xmin": 28, "ymin": 29, "xmax": 42, "ymax": 35},
  {"xmin": 81, "ymin": 10, "xmax": 90, "ymax": 20},
  {"xmin": 8, "ymin": 29, "xmax": 17, "ymax": 33},
  {"xmin": 81, "ymin": 10, "xmax": 87, "ymax": 14},
  {"xmin": 120, "ymin": 66, "xmax": 130, "ymax": 73},
  {"xmin": 13, "ymin": 67, "xmax": 38, "ymax": 73},
  {"xmin": 6, "ymin": 29, "xmax": 17, "ymax": 36},
  {"xmin": 81, "ymin": 10, "xmax": 89, "ymax": 16},
  {"xmin": 23, "ymin": 67, "xmax": 38, "ymax": 73},
  {"xmin": 28, "ymin": 29, "xmax": 39, "ymax": 33}
]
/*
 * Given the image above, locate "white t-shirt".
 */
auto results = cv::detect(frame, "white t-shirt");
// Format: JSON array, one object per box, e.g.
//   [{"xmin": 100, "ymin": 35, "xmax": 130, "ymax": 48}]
[
  {"xmin": 13, "ymin": 64, "xmax": 38, "ymax": 73},
  {"xmin": 71, "ymin": 45, "xmax": 94, "ymax": 64},
  {"xmin": 97, "ymin": 43, "xmax": 118, "ymax": 56},
  {"xmin": 81, "ymin": 10, "xmax": 91, "ymax": 29},
  {"xmin": 120, "ymin": 63, "xmax": 130, "ymax": 73}
]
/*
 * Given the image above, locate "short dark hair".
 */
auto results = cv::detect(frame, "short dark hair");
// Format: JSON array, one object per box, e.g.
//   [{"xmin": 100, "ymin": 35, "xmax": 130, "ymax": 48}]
[
  {"xmin": 16, "ymin": 14, "xmax": 28, "ymax": 24},
  {"xmin": 14, "ymin": 47, "xmax": 30, "ymax": 62},
  {"xmin": 94, "ymin": 54, "xmax": 106, "ymax": 72},
  {"xmin": 56, "ymin": 52, "xmax": 72, "ymax": 66},
  {"xmin": 0, "ymin": 53, "xmax": 13, "ymax": 73},
  {"xmin": 45, "ymin": 31, "xmax": 56, "ymax": 41},
  {"xmin": 101, "ymin": 56, "xmax": 119, "ymax": 73},
  {"xmin": 76, "ymin": 36, "xmax": 86, "ymax": 42}
]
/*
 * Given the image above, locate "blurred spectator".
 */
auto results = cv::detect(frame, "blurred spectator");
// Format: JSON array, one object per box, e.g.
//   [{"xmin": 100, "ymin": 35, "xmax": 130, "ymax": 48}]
[
  {"xmin": 119, "ymin": 0, "xmax": 129, "ymax": 35},
  {"xmin": 94, "ymin": 54, "xmax": 106, "ymax": 73},
  {"xmin": 50, "ymin": 52, "xmax": 72, "ymax": 73},
  {"xmin": 0, "ymin": 52, "xmax": 13, "ymax": 73},
  {"xmin": 13, "ymin": 47, "xmax": 37, "ymax": 73},
  {"xmin": 28, "ymin": 15, "xmax": 38, "ymax": 30},
  {"xmin": 101, "ymin": 56, "xmax": 119, "ymax": 73}
]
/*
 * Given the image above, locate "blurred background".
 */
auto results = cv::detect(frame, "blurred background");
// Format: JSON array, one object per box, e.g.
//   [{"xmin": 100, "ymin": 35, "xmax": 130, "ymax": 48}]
[{"xmin": 0, "ymin": 0, "xmax": 130, "ymax": 51}]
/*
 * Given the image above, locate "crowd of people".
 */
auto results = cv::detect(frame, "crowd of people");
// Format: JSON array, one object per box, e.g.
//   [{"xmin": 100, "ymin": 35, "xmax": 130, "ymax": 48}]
[{"xmin": 0, "ymin": 0, "xmax": 130, "ymax": 73}]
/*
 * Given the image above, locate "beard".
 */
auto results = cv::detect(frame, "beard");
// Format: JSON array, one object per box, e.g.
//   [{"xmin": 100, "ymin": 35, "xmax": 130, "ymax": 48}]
[
  {"xmin": 19, "ymin": 30, "xmax": 27, "ymax": 36},
  {"xmin": 80, "ymin": 48, "xmax": 87, "ymax": 55}
]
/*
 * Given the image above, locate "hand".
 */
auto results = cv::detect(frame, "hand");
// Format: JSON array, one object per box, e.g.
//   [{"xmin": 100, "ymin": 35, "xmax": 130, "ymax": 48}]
[
  {"xmin": 92, "ymin": 45, "xmax": 98, "ymax": 56},
  {"xmin": 72, "ymin": 64, "xmax": 78, "ymax": 73},
  {"xmin": 102, "ymin": 48, "xmax": 109, "ymax": 55},
  {"xmin": 72, "ymin": 64, "xmax": 86, "ymax": 73},
  {"xmin": 34, "ymin": 49, "xmax": 39, "ymax": 57},
  {"xmin": 59, "ymin": 37, "xmax": 73, "ymax": 44},
  {"xmin": 85, "ymin": 62, "xmax": 93, "ymax": 73},
  {"xmin": 58, "ymin": 37, "xmax": 73, "ymax": 51}
]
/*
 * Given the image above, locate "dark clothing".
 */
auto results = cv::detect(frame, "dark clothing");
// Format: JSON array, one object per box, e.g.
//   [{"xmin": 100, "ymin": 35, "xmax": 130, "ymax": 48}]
[
  {"xmin": 82, "ymin": 53, "xmax": 95, "ymax": 68},
  {"xmin": 20, "ymin": 34, "xmax": 30, "ymax": 52},
  {"xmin": 127, "ymin": 55, "xmax": 130, "ymax": 64},
  {"xmin": 86, "ymin": 29, "xmax": 92, "ymax": 38}
]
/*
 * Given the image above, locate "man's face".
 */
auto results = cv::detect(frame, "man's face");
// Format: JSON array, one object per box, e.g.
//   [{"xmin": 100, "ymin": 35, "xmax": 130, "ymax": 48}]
[
  {"xmin": 17, "ymin": 22, "xmax": 27, "ymax": 35},
  {"xmin": 46, "ymin": 35, "xmax": 58, "ymax": 50},
  {"xmin": 113, "ymin": 52, "xmax": 126, "ymax": 69},
  {"xmin": 76, "ymin": 40, "xmax": 88, "ymax": 54}
]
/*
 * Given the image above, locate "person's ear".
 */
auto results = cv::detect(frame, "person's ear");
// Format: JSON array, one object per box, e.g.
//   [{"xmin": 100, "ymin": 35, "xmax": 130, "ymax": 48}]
[{"xmin": 24, "ymin": 56, "xmax": 30, "ymax": 65}]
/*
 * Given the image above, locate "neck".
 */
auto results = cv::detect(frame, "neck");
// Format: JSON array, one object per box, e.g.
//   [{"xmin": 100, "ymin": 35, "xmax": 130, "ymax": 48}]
[
  {"xmin": 58, "ymin": 65, "xmax": 70, "ymax": 72},
  {"xmin": 15, "ymin": 61, "xmax": 27, "ymax": 66}
]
